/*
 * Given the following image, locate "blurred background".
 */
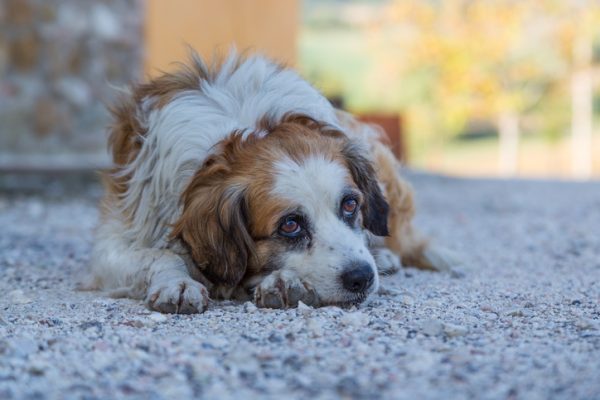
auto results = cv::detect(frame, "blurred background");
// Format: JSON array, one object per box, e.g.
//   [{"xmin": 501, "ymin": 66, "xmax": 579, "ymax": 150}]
[{"xmin": 1, "ymin": 0, "xmax": 599, "ymax": 180}]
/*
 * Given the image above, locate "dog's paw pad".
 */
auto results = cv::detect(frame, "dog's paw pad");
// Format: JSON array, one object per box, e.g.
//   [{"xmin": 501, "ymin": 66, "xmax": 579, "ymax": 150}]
[
  {"xmin": 374, "ymin": 248, "xmax": 402, "ymax": 275},
  {"xmin": 258, "ymin": 288, "xmax": 285, "ymax": 309},
  {"xmin": 146, "ymin": 279, "xmax": 209, "ymax": 314}
]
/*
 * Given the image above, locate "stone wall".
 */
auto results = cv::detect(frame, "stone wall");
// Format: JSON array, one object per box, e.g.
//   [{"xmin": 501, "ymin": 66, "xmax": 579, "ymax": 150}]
[{"xmin": 0, "ymin": 0, "xmax": 143, "ymax": 169}]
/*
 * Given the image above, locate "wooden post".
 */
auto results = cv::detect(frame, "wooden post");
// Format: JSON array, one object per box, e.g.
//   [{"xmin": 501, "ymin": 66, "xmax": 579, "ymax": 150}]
[
  {"xmin": 359, "ymin": 114, "xmax": 405, "ymax": 161},
  {"xmin": 144, "ymin": 0, "xmax": 299, "ymax": 76}
]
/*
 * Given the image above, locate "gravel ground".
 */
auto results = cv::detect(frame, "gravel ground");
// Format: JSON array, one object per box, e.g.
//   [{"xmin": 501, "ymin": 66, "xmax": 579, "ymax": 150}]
[{"xmin": 1, "ymin": 173, "xmax": 599, "ymax": 400}]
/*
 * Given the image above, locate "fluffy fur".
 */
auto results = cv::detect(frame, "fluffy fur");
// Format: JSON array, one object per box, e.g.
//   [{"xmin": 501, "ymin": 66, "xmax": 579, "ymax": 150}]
[{"xmin": 86, "ymin": 51, "xmax": 455, "ymax": 313}]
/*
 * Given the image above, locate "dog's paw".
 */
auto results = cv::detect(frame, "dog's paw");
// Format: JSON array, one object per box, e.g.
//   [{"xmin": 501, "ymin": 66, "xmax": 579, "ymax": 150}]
[
  {"xmin": 373, "ymin": 248, "xmax": 402, "ymax": 275},
  {"xmin": 146, "ymin": 278, "xmax": 209, "ymax": 314},
  {"xmin": 422, "ymin": 246, "xmax": 465, "ymax": 278},
  {"xmin": 254, "ymin": 270, "xmax": 319, "ymax": 309}
]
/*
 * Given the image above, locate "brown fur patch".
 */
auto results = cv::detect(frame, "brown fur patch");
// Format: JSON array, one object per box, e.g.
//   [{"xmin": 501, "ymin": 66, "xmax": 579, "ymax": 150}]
[
  {"xmin": 341, "ymin": 142, "xmax": 390, "ymax": 236},
  {"xmin": 337, "ymin": 113, "xmax": 432, "ymax": 269},
  {"xmin": 372, "ymin": 141, "xmax": 429, "ymax": 265}
]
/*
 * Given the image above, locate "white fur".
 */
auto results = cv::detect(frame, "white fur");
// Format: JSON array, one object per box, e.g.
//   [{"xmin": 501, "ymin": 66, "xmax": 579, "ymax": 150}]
[{"xmin": 272, "ymin": 155, "xmax": 348, "ymax": 215}]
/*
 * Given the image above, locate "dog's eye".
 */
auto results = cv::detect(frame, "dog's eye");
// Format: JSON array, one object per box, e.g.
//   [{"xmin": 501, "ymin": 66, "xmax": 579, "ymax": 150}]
[
  {"xmin": 341, "ymin": 197, "xmax": 358, "ymax": 218},
  {"xmin": 279, "ymin": 215, "xmax": 302, "ymax": 237}
]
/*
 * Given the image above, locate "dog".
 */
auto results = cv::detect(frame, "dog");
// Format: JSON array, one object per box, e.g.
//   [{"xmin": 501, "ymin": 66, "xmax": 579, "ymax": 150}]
[{"xmin": 85, "ymin": 51, "xmax": 454, "ymax": 313}]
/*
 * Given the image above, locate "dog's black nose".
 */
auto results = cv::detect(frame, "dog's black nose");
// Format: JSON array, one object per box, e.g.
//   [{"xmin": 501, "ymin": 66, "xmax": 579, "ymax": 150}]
[{"xmin": 341, "ymin": 263, "xmax": 374, "ymax": 293}]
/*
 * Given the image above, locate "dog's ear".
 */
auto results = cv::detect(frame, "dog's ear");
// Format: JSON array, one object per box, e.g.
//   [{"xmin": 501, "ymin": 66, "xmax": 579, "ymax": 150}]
[
  {"xmin": 171, "ymin": 157, "xmax": 255, "ymax": 286},
  {"xmin": 342, "ymin": 142, "xmax": 390, "ymax": 236}
]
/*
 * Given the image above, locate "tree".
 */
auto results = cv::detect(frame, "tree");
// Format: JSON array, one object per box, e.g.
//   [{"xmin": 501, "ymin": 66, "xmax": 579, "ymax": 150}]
[{"xmin": 554, "ymin": 2, "xmax": 600, "ymax": 179}]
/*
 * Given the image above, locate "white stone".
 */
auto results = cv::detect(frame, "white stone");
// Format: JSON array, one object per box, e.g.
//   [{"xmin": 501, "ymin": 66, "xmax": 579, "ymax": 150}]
[
  {"xmin": 575, "ymin": 318, "xmax": 596, "ymax": 330},
  {"xmin": 27, "ymin": 201, "xmax": 44, "ymax": 218},
  {"xmin": 340, "ymin": 311, "xmax": 370, "ymax": 328},
  {"xmin": 297, "ymin": 301, "xmax": 313, "ymax": 316},
  {"xmin": 423, "ymin": 299, "xmax": 443, "ymax": 308},
  {"xmin": 420, "ymin": 319, "xmax": 444, "ymax": 336},
  {"xmin": 9, "ymin": 336, "xmax": 38, "ymax": 358},
  {"xmin": 306, "ymin": 317, "xmax": 325, "ymax": 336},
  {"xmin": 404, "ymin": 350, "xmax": 437, "ymax": 373},
  {"xmin": 243, "ymin": 302, "xmax": 258, "ymax": 313},
  {"xmin": 443, "ymin": 323, "xmax": 469, "ymax": 337},
  {"xmin": 401, "ymin": 295, "xmax": 415, "ymax": 306},
  {"xmin": 147, "ymin": 312, "xmax": 168, "ymax": 323},
  {"xmin": 8, "ymin": 289, "xmax": 32, "ymax": 304}
]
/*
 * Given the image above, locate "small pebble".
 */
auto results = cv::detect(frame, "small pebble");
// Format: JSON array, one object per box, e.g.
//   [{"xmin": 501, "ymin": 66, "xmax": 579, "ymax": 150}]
[
  {"xmin": 243, "ymin": 302, "xmax": 258, "ymax": 313},
  {"xmin": 27, "ymin": 201, "xmax": 45, "ymax": 218},
  {"xmin": 28, "ymin": 360, "xmax": 48, "ymax": 376},
  {"xmin": 296, "ymin": 301, "xmax": 313, "ymax": 316},
  {"xmin": 306, "ymin": 317, "xmax": 325, "ymax": 337},
  {"xmin": 336, "ymin": 376, "xmax": 362, "ymax": 397},
  {"xmin": 268, "ymin": 332, "xmax": 283, "ymax": 343},
  {"xmin": 480, "ymin": 305, "xmax": 496, "ymax": 313},
  {"xmin": 8, "ymin": 337, "xmax": 38, "ymax": 358},
  {"xmin": 574, "ymin": 318, "xmax": 596, "ymax": 330},
  {"xmin": 423, "ymin": 299, "xmax": 443, "ymax": 308},
  {"xmin": 147, "ymin": 313, "xmax": 168, "ymax": 324},
  {"xmin": 420, "ymin": 319, "xmax": 444, "ymax": 336},
  {"xmin": 507, "ymin": 309, "xmax": 525, "ymax": 317},
  {"xmin": 8, "ymin": 290, "xmax": 32, "ymax": 305},
  {"xmin": 443, "ymin": 323, "xmax": 469, "ymax": 337},
  {"xmin": 377, "ymin": 285, "xmax": 403, "ymax": 296},
  {"xmin": 340, "ymin": 311, "xmax": 370, "ymax": 328}
]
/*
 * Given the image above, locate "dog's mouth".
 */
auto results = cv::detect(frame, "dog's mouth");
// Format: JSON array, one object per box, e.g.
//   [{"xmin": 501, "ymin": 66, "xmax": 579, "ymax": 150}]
[
  {"xmin": 314, "ymin": 275, "xmax": 377, "ymax": 308},
  {"xmin": 318, "ymin": 291, "xmax": 371, "ymax": 308}
]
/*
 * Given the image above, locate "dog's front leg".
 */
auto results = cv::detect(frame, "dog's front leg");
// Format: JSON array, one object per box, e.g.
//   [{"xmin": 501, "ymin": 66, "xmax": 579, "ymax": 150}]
[
  {"xmin": 372, "ymin": 247, "xmax": 403, "ymax": 275},
  {"xmin": 145, "ymin": 251, "xmax": 209, "ymax": 314}
]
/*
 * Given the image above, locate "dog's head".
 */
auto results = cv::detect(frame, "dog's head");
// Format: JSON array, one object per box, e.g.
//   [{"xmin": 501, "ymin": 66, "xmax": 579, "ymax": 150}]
[{"xmin": 172, "ymin": 115, "xmax": 389, "ymax": 306}]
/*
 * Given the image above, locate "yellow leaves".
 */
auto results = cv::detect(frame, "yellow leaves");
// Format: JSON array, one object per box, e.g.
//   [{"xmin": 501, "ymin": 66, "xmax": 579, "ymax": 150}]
[{"xmin": 388, "ymin": 2, "xmax": 436, "ymax": 29}]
